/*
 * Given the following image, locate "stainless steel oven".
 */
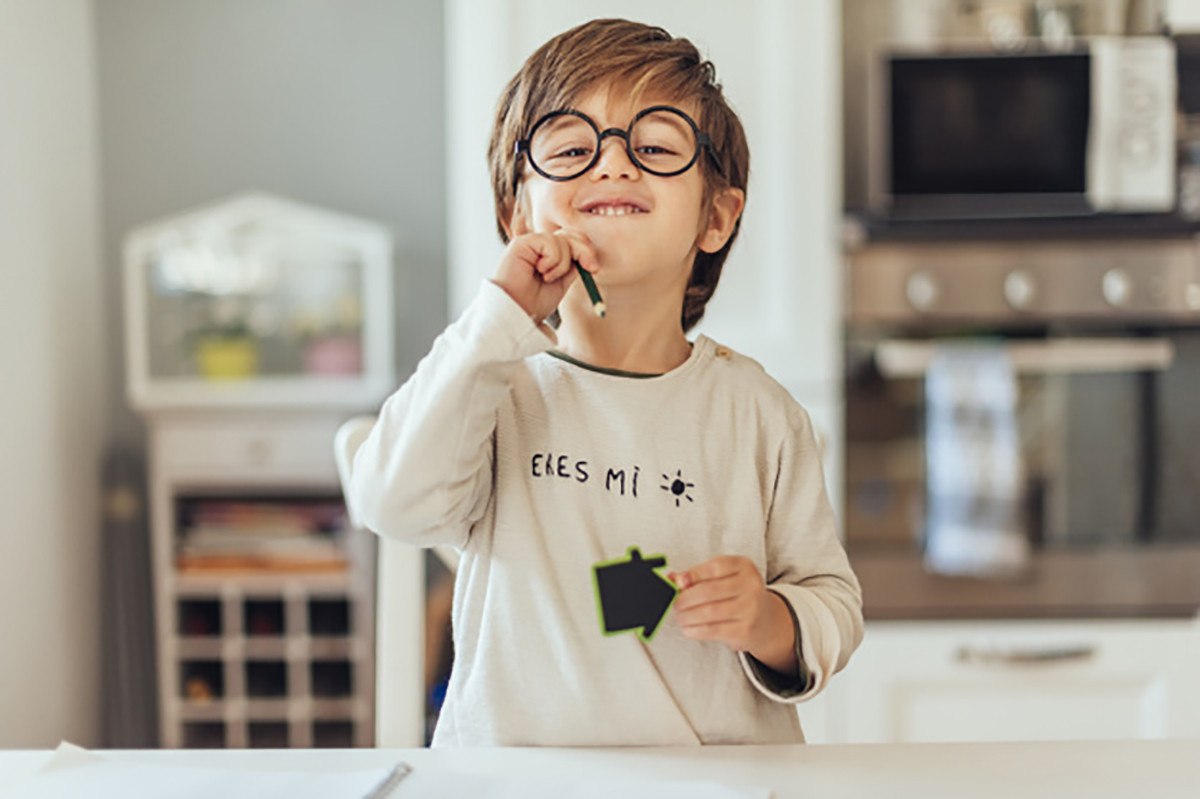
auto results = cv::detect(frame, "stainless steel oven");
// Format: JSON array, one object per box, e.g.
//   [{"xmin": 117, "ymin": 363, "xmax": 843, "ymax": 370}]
[{"xmin": 843, "ymin": 237, "xmax": 1200, "ymax": 618}]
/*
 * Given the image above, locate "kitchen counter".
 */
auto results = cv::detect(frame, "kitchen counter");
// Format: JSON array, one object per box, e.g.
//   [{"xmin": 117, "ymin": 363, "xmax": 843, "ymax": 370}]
[
  {"xmin": 851, "ymin": 545, "xmax": 1200, "ymax": 620},
  {"xmin": 1, "ymin": 740, "xmax": 1198, "ymax": 798}
]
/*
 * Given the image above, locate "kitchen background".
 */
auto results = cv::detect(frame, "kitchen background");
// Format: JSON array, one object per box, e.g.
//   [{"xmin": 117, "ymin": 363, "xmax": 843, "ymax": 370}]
[
  {"xmin": 4, "ymin": 0, "xmax": 1200, "ymax": 751},
  {"xmin": 2, "ymin": 0, "xmax": 446, "ymax": 749}
]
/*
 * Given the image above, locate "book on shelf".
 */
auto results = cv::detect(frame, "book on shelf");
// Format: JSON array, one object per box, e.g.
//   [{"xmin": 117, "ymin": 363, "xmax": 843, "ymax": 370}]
[{"xmin": 175, "ymin": 498, "xmax": 350, "ymax": 573}]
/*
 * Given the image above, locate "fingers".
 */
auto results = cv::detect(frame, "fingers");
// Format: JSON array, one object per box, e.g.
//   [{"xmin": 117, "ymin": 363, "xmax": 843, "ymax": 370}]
[
  {"xmin": 555, "ymin": 229, "xmax": 600, "ymax": 275},
  {"xmin": 520, "ymin": 233, "xmax": 571, "ymax": 282},
  {"xmin": 671, "ymin": 572, "xmax": 743, "ymax": 612},
  {"xmin": 676, "ymin": 618, "xmax": 747, "ymax": 644},
  {"xmin": 516, "ymin": 231, "xmax": 599, "ymax": 284},
  {"xmin": 676, "ymin": 595, "xmax": 744, "ymax": 628},
  {"xmin": 668, "ymin": 556, "xmax": 765, "ymax": 648},
  {"xmin": 676, "ymin": 593, "xmax": 757, "ymax": 649},
  {"xmin": 669, "ymin": 555, "xmax": 747, "ymax": 591}
]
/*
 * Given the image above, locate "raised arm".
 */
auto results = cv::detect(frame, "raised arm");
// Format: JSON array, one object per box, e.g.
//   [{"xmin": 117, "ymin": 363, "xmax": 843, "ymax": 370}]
[
  {"xmin": 348, "ymin": 230, "xmax": 600, "ymax": 550},
  {"xmin": 348, "ymin": 282, "xmax": 551, "ymax": 548}
]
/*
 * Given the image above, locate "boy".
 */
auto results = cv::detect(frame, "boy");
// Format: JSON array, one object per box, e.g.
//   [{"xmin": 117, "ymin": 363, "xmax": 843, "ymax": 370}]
[{"xmin": 350, "ymin": 18, "xmax": 862, "ymax": 746}]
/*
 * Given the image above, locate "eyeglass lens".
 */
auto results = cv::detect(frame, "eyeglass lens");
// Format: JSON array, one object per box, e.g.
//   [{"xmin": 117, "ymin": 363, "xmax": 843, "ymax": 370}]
[{"xmin": 529, "ymin": 109, "xmax": 699, "ymax": 180}]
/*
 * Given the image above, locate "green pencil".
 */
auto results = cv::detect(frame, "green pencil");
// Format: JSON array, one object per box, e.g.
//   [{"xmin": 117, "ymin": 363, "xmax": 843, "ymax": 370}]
[{"xmin": 574, "ymin": 260, "xmax": 606, "ymax": 318}]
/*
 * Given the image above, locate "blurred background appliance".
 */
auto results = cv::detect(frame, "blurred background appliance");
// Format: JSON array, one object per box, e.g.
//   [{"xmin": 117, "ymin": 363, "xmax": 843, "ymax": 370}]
[
  {"xmin": 843, "ymin": 236, "xmax": 1200, "ymax": 616},
  {"xmin": 867, "ymin": 36, "xmax": 1177, "ymax": 220}
]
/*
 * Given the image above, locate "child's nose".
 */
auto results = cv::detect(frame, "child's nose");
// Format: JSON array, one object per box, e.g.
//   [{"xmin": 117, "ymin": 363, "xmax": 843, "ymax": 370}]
[{"xmin": 590, "ymin": 137, "xmax": 639, "ymax": 181}]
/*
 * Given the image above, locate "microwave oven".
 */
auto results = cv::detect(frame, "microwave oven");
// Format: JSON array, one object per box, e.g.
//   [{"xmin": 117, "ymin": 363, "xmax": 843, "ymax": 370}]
[{"xmin": 868, "ymin": 38, "xmax": 1177, "ymax": 220}]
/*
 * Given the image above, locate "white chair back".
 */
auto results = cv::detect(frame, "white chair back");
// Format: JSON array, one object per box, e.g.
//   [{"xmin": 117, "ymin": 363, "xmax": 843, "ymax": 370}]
[{"xmin": 335, "ymin": 415, "xmax": 424, "ymax": 747}]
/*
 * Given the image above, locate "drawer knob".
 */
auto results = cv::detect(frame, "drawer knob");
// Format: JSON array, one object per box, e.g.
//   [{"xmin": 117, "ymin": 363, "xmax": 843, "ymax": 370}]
[
  {"xmin": 1004, "ymin": 270, "xmax": 1036, "ymax": 310},
  {"xmin": 906, "ymin": 271, "xmax": 938, "ymax": 312},
  {"xmin": 1102, "ymin": 268, "xmax": 1132, "ymax": 308}
]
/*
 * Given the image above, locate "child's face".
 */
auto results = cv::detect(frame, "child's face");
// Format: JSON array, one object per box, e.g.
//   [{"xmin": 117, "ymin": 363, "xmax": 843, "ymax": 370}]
[{"xmin": 508, "ymin": 87, "xmax": 743, "ymax": 304}]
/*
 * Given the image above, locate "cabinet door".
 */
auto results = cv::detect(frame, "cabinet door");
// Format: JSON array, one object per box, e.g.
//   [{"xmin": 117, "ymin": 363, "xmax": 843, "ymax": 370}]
[
  {"xmin": 823, "ymin": 620, "xmax": 1200, "ymax": 743},
  {"xmin": 446, "ymin": 0, "xmax": 845, "ymax": 503}
]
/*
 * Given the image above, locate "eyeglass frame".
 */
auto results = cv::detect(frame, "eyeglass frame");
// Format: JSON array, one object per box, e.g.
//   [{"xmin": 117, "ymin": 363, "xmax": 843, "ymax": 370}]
[{"xmin": 511, "ymin": 104, "xmax": 725, "ymax": 194}]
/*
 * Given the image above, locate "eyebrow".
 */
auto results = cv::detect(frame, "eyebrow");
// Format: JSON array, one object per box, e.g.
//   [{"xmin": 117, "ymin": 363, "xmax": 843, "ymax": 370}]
[
  {"xmin": 637, "ymin": 111, "xmax": 690, "ymax": 137},
  {"xmin": 538, "ymin": 115, "xmax": 587, "ymax": 135},
  {"xmin": 558, "ymin": 107, "xmax": 695, "ymax": 132}
]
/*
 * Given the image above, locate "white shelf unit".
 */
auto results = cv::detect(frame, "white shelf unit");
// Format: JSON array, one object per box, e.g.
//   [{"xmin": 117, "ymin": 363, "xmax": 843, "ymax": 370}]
[
  {"xmin": 149, "ymin": 411, "xmax": 378, "ymax": 749},
  {"xmin": 122, "ymin": 193, "xmax": 408, "ymax": 748}
]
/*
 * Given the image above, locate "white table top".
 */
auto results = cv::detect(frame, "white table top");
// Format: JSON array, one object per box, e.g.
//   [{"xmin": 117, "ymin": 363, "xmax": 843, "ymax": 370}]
[{"xmin": 1, "ymin": 740, "xmax": 1199, "ymax": 798}]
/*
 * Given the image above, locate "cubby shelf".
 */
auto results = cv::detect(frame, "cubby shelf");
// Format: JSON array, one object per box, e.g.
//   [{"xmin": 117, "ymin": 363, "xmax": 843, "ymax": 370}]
[{"xmin": 147, "ymin": 414, "xmax": 381, "ymax": 749}]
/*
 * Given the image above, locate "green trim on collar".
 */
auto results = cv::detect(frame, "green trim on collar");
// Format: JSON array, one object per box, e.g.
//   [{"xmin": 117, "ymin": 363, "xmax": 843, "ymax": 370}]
[{"xmin": 547, "ymin": 350, "xmax": 665, "ymax": 379}]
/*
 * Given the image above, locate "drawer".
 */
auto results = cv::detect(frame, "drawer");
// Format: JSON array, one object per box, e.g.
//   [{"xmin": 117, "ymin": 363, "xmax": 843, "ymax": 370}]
[
  {"xmin": 824, "ymin": 619, "xmax": 1200, "ymax": 743},
  {"xmin": 155, "ymin": 416, "xmax": 344, "ymax": 479}
]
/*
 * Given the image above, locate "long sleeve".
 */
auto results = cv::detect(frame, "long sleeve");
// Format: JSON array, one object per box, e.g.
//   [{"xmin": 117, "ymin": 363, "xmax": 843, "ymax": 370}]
[
  {"xmin": 348, "ymin": 280, "xmax": 553, "ymax": 549},
  {"xmin": 739, "ymin": 403, "xmax": 864, "ymax": 702}
]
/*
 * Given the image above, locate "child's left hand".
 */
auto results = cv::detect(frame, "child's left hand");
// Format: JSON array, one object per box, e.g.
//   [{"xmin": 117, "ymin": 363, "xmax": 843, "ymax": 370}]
[{"xmin": 669, "ymin": 556, "xmax": 798, "ymax": 673}]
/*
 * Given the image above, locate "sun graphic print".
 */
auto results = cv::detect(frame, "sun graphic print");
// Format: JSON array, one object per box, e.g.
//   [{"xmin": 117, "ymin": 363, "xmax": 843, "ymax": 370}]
[{"xmin": 660, "ymin": 469, "xmax": 695, "ymax": 507}]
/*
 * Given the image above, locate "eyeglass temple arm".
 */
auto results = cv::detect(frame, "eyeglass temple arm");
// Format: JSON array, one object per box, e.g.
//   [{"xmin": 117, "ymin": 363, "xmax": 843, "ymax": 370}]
[
  {"xmin": 698, "ymin": 134, "xmax": 725, "ymax": 178},
  {"xmin": 511, "ymin": 139, "xmax": 529, "ymax": 195}
]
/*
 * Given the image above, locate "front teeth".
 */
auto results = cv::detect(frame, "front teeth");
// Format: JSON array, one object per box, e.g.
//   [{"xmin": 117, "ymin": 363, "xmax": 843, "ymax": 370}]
[{"xmin": 588, "ymin": 205, "xmax": 644, "ymax": 216}]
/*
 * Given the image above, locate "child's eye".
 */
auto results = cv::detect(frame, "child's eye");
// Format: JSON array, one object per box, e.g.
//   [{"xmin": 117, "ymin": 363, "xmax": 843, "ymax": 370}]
[
  {"xmin": 637, "ymin": 145, "xmax": 677, "ymax": 157},
  {"xmin": 551, "ymin": 147, "xmax": 592, "ymax": 160}
]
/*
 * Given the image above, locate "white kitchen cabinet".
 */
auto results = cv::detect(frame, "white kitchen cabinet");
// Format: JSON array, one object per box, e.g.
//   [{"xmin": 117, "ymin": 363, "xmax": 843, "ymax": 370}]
[
  {"xmin": 446, "ymin": 0, "xmax": 845, "ymax": 507},
  {"xmin": 815, "ymin": 619, "xmax": 1200, "ymax": 744}
]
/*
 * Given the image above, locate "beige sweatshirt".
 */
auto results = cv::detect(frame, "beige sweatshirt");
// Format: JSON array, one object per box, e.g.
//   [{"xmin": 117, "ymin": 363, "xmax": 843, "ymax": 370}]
[{"xmin": 349, "ymin": 281, "xmax": 863, "ymax": 746}]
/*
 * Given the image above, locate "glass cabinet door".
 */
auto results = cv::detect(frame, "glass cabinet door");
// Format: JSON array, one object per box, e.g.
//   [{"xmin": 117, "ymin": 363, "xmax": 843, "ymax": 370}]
[{"xmin": 125, "ymin": 193, "xmax": 394, "ymax": 409}]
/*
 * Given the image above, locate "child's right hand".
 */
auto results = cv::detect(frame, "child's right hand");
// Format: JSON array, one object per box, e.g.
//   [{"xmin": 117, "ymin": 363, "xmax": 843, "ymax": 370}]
[{"xmin": 492, "ymin": 231, "xmax": 599, "ymax": 325}]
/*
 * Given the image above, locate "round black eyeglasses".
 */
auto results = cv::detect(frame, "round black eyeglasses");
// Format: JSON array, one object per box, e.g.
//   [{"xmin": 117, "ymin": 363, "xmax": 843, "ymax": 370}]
[{"xmin": 512, "ymin": 105, "xmax": 723, "ymax": 192}]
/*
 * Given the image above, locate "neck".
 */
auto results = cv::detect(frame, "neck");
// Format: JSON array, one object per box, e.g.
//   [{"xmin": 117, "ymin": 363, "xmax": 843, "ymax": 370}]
[{"xmin": 556, "ymin": 279, "xmax": 692, "ymax": 374}]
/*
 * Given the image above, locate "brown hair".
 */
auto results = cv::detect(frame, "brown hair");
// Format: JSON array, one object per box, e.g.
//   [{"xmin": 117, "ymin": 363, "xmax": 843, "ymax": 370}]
[{"xmin": 487, "ymin": 18, "xmax": 750, "ymax": 332}]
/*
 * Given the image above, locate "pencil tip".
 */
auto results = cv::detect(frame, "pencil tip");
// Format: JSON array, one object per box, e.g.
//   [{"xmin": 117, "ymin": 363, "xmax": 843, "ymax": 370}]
[{"xmin": 595, "ymin": 303, "xmax": 607, "ymax": 318}]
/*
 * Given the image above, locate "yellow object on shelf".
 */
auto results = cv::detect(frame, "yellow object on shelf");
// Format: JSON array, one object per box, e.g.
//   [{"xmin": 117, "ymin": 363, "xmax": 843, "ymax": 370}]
[{"xmin": 195, "ymin": 336, "xmax": 259, "ymax": 380}]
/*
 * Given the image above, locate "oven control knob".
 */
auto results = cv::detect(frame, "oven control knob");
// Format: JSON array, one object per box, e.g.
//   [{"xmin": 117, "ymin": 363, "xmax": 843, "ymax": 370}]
[
  {"xmin": 1004, "ymin": 270, "xmax": 1036, "ymax": 310},
  {"xmin": 1102, "ymin": 268, "xmax": 1133, "ymax": 308},
  {"xmin": 1186, "ymin": 283, "xmax": 1200, "ymax": 311},
  {"xmin": 906, "ymin": 271, "xmax": 938, "ymax": 311}
]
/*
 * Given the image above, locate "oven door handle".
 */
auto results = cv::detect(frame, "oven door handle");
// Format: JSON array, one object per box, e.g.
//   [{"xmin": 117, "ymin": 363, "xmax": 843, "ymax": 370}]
[
  {"xmin": 875, "ymin": 338, "xmax": 1175, "ymax": 378},
  {"xmin": 955, "ymin": 644, "xmax": 1098, "ymax": 666}
]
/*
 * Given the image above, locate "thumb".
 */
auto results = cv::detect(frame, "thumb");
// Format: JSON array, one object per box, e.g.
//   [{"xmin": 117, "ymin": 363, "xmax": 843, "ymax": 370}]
[{"xmin": 668, "ymin": 571, "xmax": 692, "ymax": 589}]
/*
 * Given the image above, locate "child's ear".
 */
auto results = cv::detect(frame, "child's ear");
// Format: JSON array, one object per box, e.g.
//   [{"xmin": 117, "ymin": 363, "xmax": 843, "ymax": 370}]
[{"xmin": 697, "ymin": 187, "xmax": 746, "ymax": 254}]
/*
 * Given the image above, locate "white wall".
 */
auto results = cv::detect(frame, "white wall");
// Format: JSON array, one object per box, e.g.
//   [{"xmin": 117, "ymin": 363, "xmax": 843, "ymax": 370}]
[
  {"xmin": 94, "ymin": 0, "xmax": 448, "ymax": 447},
  {"xmin": 0, "ymin": 0, "xmax": 105, "ymax": 747}
]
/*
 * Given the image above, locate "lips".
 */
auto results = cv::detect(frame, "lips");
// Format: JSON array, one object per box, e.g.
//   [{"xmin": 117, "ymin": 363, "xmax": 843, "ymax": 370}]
[{"xmin": 578, "ymin": 197, "xmax": 650, "ymax": 216}]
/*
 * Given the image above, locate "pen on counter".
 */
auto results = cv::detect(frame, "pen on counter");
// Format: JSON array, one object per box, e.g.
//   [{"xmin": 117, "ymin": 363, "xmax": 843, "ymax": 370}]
[{"xmin": 574, "ymin": 259, "xmax": 606, "ymax": 318}]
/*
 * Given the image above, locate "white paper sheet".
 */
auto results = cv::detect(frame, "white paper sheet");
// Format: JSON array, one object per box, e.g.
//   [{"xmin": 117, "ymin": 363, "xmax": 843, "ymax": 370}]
[
  {"xmin": 2, "ymin": 743, "xmax": 771, "ymax": 799},
  {"xmin": 393, "ymin": 769, "xmax": 771, "ymax": 799},
  {"xmin": 1, "ymin": 743, "xmax": 407, "ymax": 799}
]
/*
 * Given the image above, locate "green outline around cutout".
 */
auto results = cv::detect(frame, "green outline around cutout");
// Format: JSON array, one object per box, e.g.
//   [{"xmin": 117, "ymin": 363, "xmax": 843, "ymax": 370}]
[{"xmin": 591, "ymin": 546, "xmax": 680, "ymax": 643}]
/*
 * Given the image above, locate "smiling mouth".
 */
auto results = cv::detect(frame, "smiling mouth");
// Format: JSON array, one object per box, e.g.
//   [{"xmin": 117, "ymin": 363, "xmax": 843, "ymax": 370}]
[{"xmin": 584, "ymin": 205, "xmax": 647, "ymax": 216}]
